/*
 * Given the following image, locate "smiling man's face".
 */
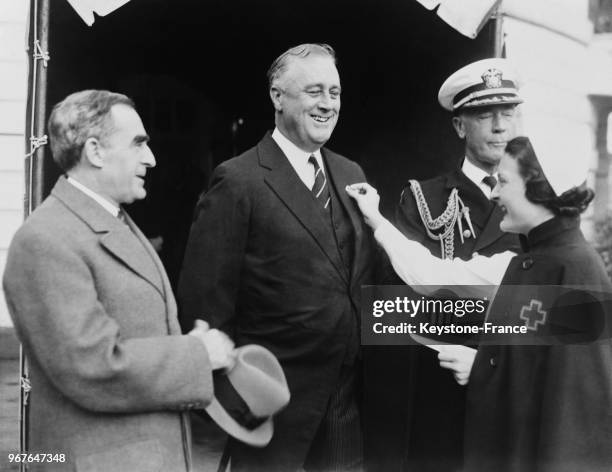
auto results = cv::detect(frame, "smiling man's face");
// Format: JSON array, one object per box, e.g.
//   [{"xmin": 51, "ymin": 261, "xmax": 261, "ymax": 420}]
[
  {"xmin": 452, "ymin": 104, "xmax": 517, "ymax": 174},
  {"xmin": 98, "ymin": 104, "xmax": 155, "ymax": 206},
  {"xmin": 272, "ymin": 54, "xmax": 341, "ymax": 152}
]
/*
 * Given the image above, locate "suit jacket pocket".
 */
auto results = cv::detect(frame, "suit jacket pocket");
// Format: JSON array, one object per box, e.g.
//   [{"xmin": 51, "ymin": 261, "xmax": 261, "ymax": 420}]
[{"xmin": 75, "ymin": 439, "xmax": 163, "ymax": 472}]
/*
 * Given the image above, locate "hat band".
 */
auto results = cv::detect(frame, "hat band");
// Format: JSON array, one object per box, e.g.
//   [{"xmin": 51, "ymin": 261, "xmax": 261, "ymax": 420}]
[
  {"xmin": 453, "ymin": 80, "xmax": 517, "ymax": 107},
  {"xmin": 454, "ymin": 89, "xmax": 520, "ymax": 111},
  {"xmin": 213, "ymin": 372, "xmax": 268, "ymax": 430}
]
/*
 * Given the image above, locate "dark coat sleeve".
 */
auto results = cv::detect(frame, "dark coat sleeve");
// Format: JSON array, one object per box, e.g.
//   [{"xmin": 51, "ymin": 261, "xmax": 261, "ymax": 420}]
[{"xmin": 178, "ymin": 161, "xmax": 252, "ymax": 334}]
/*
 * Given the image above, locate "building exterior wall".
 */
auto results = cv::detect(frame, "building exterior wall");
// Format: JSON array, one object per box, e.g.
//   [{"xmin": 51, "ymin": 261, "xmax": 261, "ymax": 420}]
[
  {"xmin": 0, "ymin": 1, "xmax": 28, "ymax": 327},
  {"xmin": 503, "ymin": 0, "xmax": 612, "ymax": 239}
]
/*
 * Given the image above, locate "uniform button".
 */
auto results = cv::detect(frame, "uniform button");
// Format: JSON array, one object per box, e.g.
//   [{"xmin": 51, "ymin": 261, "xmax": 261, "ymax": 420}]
[
  {"xmin": 521, "ymin": 258, "xmax": 533, "ymax": 270},
  {"xmin": 489, "ymin": 357, "xmax": 497, "ymax": 367}
]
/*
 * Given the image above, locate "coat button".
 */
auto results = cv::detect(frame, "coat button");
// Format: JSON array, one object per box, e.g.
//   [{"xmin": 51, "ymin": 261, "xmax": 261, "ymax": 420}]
[
  {"xmin": 489, "ymin": 357, "xmax": 497, "ymax": 367},
  {"xmin": 521, "ymin": 258, "xmax": 533, "ymax": 270}
]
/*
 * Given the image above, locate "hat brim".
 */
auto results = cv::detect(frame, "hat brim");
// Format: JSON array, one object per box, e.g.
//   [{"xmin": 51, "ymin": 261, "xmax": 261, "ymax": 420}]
[
  {"xmin": 205, "ymin": 397, "xmax": 273, "ymax": 448},
  {"xmin": 458, "ymin": 95, "xmax": 523, "ymax": 110}
]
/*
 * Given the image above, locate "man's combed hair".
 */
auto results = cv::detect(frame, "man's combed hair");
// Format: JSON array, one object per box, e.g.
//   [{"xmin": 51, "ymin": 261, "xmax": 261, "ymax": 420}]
[
  {"xmin": 267, "ymin": 43, "xmax": 336, "ymax": 88},
  {"xmin": 506, "ymin": 136, "xmax": 594, "ymax": 216},
  {"xmin": 48, "ymin": 90, "xmax": 135, "ymax": 172}
]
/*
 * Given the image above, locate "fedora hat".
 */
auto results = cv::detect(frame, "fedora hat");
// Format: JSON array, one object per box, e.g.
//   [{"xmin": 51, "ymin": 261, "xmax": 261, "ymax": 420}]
[{"xmin": 205, "ymin": 344, "xmax": 290, "ymax": 447}]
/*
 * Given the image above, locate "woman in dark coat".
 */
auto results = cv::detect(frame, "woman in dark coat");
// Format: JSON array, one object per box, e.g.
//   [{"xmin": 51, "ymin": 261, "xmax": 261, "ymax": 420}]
[
  {"xmin": 463, "ymin": 136, "xmax": 612, "ymax": 472},
  {"xmin": 346, "ymin": 136, "xmax": 612, "ymax": 471}
]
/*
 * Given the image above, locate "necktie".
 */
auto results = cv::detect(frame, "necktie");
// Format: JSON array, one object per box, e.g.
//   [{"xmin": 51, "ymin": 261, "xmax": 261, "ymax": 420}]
[
  {"xmin": 482, "ymin": 175, "xmax": 498, "ymax": 192},
  {"xmin": 309, "ymin": 155, "xmax": 330, "ymax": 210}
]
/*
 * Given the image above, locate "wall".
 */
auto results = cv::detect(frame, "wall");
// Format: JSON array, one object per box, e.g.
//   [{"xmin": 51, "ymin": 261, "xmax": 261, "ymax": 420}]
[
  {"xmin": 503, "ymin": 0, "xmax": 612, "ymax": 239},
  {"xmin": 0, "ymin": 1, "xmax": 28, "ymax": 327}
]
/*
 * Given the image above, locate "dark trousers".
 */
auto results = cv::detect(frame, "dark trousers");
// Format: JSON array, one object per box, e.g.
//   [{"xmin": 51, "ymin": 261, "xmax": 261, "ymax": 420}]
[{"xmin": 304, "ymin": 364, "xmax": 363, "ymax": 472}]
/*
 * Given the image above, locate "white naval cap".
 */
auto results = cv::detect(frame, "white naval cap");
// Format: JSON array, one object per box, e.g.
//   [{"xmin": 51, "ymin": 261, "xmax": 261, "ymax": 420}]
[{"xmin": 438, "ymin": 58, "xmax": 523, "ymax": 112}]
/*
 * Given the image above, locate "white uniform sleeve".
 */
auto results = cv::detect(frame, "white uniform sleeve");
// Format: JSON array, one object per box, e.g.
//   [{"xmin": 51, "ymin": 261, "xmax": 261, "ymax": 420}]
[{"xmin": 374, "ymin": 219, "xmax": 512, "ymax": 287}]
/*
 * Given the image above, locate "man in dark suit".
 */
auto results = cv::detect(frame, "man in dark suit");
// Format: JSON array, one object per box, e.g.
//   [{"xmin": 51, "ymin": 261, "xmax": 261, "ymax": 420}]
[
  {"xmin": 178, "ymin": 44, "xmax": 379, "ymax": 471},
  {"xmin": 363, "ymin": 59, "xmax": 521, "ymax": 471},
  {"xmin": 2, "ymin": 90, "xmax": 235, "ymax": 471}
]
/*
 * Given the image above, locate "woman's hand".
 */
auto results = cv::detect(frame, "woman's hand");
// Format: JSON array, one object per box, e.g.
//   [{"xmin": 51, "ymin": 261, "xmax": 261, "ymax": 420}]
[
  {"xmin": 437, "ymin": 345, "xmax": 477, "ymax": 386},
  {"xmin": 345, "ymin": 183, "xmax": 386, "ymax": 231}
]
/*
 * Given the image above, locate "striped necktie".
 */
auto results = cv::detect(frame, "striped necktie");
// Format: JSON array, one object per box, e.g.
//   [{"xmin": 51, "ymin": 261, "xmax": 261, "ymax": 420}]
[{"xmin": 309, "ymin": 155, "xmax": 330, "ymax": 210}]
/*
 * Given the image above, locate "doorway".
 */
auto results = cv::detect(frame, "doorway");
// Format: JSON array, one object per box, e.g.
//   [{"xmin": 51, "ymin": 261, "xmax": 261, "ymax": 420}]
[{"xmin": 46, "ymin": 0, "xmax": 495, "ymax": 287}]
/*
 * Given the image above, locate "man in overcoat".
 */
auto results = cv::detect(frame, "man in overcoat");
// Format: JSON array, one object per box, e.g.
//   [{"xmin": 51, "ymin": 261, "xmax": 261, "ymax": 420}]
[
  {"xmin": 2, "ymin": 90, "xmax": 234, "ymax": 472},
  {"xmin": 363, "ymin": 58, "xmax": 521, "ymax": 471},
  {"xmin": 178, "ymin": 44, "xmax": 379, "ymax": 471}
]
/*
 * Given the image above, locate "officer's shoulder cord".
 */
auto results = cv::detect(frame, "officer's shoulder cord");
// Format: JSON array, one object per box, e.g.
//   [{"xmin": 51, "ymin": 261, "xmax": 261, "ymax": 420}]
[{"xmin": 408, "ymin": 179, "xmax": 475, "ymax": 260}]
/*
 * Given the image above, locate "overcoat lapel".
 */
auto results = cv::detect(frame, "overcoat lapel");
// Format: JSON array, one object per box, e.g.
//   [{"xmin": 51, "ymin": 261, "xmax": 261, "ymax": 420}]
[
  {"xmin": 258, "ymin": 134, "xmax": 348, "ymax": 284},
  {"xmin": 52, "ymin": 177, "xmax": 166, "ymax": 298},
  {"xmin": 121, "ymin": 211, "xmax": 178, "ymax": 333},
  {"xmin": 122, "ymin": 210, "xmax": 168, "ymax": 300},
  {"xmin": 100, "ymin": 230, "xmax": 164, "ymax": 298}
]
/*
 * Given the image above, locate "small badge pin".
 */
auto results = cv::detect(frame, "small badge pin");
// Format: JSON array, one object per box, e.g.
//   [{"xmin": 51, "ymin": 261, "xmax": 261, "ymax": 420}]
[{"xmin": 481, "ymin": 68, "xmax": 503, "ymax": 89}]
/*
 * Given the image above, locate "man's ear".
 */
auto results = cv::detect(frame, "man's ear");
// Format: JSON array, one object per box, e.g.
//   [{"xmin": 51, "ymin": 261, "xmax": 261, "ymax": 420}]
[
  {"xmin": 269, "ymin": 86, "xmax": 283, "ymax": 113},
  {"xmin": 83, "ymin": 137, "xmax": 104, "ymax": 168},
  {"xmin": 452, "ymin": 116, "xmax": 466, "ymax": 139}
]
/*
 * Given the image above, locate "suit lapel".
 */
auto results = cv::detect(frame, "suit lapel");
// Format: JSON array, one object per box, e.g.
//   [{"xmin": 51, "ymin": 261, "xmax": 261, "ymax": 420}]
[
  {"xmin": 52, "ymin": 177, "xmax": 166, "ymax": 298},
  {"xmin": 258, "ymin": 134, "xmax": 348, "ymax": 283},
  {"xmin": 474, "ymin": 204, "xmax": 506, "ymax": 253},
  {"xmin": 323, "ymin": 149, "xmax": 364, "ymax": 281}
]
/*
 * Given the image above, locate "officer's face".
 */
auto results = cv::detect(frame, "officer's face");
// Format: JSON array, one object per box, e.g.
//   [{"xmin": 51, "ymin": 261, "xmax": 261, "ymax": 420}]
[
  {"xmin": 492, "ymin": 153, "xmax": 541, "ymax": 234},
  {"xmin": 98, "ymin": 104, "xmax": 156, "ymax": 206},
  {"xmin": 271, "ymin": 55, "xmax": 341, "ymax": 152},
  {"xmin": 452, "ymin": 104, "xmax": 517, "ymax": 173}
]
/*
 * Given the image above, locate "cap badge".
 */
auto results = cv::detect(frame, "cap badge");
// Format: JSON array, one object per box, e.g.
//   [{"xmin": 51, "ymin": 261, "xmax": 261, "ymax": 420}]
[{"xmin": 481, "ymin": 68, "xmax": 503, "ymax": 89}]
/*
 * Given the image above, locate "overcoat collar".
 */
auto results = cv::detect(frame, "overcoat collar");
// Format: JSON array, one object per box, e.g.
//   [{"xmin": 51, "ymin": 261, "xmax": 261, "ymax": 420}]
[
  {"xmin": 445, "ymin": 169, "xmax": 506, "ymax": 252},
  {"xmin": 258, "ymin": 132, "xmax": 356, "ymax": 283},
  {"xmin": 51, "ymin": 176, "xmax": 167, "ymax": 299},
  {"xmin": 521, "ymin": 216, "xmax": 582, "ymax": 253}
]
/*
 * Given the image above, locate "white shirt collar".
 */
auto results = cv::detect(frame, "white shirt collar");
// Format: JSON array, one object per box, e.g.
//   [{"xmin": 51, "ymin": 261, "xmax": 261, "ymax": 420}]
[
  {"xmin": 462, "ymin": 158, "xmax": 495, "ymax": 198},
  {"xmin": 271, "ymin": 128, "xmax": 324, "ymax": 190},
  {"xmin": 461, "ymin": 158, "xmax": 489, "ymax": 186},
  {"xmin": 66, "ymin": 176, "xmax": 120, "ymax": 217}
]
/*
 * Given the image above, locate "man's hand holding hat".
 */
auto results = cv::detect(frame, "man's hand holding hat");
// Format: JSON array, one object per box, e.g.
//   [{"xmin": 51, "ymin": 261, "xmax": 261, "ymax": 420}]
[
  {"xmin": 206, "ymin": 344, "xmax": 291, "ymax": 447},
  {"xmin": 189, "ymin": 319, "xmax": 236, "ymax": 370}
]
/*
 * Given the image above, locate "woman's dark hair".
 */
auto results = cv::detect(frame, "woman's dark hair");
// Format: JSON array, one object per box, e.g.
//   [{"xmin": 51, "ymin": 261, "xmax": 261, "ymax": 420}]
[{"xmin": 504, "ymin": 136, "xmax": 594, "ymax": 216}]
